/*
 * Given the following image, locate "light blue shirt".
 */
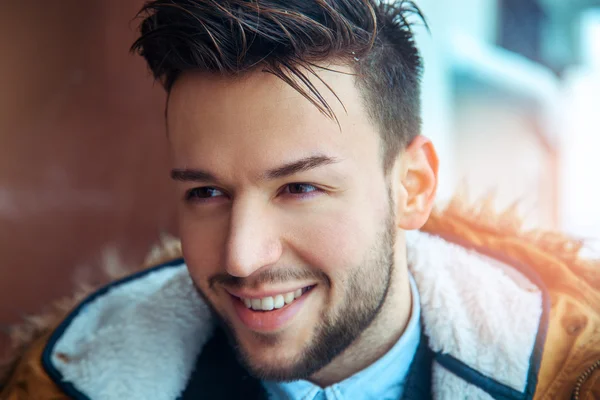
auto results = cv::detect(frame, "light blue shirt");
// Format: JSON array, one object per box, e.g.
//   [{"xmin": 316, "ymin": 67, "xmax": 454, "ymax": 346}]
[{"xmin": 263, "ymin": 274, "xmax": 421, "ymax": 400}]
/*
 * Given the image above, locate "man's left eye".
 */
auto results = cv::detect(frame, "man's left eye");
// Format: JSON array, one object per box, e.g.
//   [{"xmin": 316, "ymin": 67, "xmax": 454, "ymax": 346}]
[{"xmin": 283, "ymin": 183, "xmax": 318, "ymax": 195}]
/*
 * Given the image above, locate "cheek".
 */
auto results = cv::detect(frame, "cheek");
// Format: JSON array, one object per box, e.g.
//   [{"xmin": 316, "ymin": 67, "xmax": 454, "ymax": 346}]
[
  {"xmin": 286, "ymin": 202, "xmax": 382, "ymax": 281},
  {"xmin": 179, "ymin": 211, "xmax": 227, "ymax": 285}
]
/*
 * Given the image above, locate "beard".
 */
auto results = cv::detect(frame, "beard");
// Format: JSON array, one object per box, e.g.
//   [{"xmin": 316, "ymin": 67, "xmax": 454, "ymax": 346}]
[{"xmin": 193, "ymin": 206, "xmax": 397, "ymax": 382}]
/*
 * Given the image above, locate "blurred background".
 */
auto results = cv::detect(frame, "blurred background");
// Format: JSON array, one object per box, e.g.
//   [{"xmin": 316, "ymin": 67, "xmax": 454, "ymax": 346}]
[
  {"xmin": 1, "ymin": 0, "xmax": 599, "ymax": 355},
  {"xmin": 414, "ymin": 0, "xmax": 600, "ymax": 237}
]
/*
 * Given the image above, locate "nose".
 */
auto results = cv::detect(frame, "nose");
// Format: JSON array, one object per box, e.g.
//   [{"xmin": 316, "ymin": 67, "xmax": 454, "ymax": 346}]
[{"xmin": 224, "ymin": 198, "xmax": 282, "ymax": 278}]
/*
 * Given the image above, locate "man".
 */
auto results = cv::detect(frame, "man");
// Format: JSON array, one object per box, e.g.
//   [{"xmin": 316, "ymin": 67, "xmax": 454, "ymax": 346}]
[{"xmin": 1, "ymin": 0, "xmax": 599, "ymax": 399}]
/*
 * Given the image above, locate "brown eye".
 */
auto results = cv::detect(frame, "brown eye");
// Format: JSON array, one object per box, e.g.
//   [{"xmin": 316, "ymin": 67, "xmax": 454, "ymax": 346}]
[
  {"xmin": 185, "ymin": 187, "xmax": 225, "ymax": 201},
  {"xmin": 284, "ymin": 183, "xmax": 317, "ymax": 195}
]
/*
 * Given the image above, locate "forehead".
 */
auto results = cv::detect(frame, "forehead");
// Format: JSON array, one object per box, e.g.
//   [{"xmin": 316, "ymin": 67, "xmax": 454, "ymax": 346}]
[{"xmin": 166, "ymin": 65, "xmax": 382, "ymax": 173}]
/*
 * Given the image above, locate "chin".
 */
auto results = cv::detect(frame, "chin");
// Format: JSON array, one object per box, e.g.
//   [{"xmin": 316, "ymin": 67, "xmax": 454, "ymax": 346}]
[
  {"xmin": 230, "ymin": 324, "xmax": 320, "ymax": 381},
  {"xmin": 238, "ymin": 347, "xmax": 315, "ymax": 381}
]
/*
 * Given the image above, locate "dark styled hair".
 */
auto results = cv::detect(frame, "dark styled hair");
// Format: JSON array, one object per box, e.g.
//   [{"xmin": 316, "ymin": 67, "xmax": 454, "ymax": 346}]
[{"xmin": 131, "ymin": 0, "xmax": 425, "ymax": 170}]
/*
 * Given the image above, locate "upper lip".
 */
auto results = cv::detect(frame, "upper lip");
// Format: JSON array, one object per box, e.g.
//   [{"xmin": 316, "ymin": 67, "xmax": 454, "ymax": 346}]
[{"xmin": 224, "ymin": 284, "xmax": 314, "ymax": 299}]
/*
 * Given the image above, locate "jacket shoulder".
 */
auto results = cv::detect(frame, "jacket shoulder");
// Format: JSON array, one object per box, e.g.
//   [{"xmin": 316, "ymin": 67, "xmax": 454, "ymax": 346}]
[
  {"xmin": 422, "ymin": 197, "xmax": 600, "ymax": 399},
  {"xmin": 0, "ymin": 237, "xmax": 183, "ymax": 400},
  {"xmin": 0, "ymin": 332, "xmax": 67, "ymax": 400}
]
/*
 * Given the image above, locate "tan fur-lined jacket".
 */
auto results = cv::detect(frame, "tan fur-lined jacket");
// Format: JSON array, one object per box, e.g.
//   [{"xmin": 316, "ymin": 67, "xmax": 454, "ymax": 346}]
[{"xmin": 1, "ymin": 201, "xmax": 600, "ymax": 399}]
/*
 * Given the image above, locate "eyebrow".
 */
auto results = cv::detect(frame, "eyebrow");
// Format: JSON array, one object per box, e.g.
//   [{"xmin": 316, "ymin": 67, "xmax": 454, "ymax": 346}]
[
  {"xmin": 170, "ymin": 155, "xmax": 340, "ymax": 183},
  {"xmin": 264, "ymin": 155, "xmax": 340, "ymax": 180},
  {"xmin": 170, "ymin": 169, "xmax": 217, "ymax": 182}
]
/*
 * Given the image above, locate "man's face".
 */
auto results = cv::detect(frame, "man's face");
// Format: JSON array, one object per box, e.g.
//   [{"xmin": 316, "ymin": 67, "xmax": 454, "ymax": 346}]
[{"xmin": 168, "ymin": 66, "xmax": 399, "ymax": 380}]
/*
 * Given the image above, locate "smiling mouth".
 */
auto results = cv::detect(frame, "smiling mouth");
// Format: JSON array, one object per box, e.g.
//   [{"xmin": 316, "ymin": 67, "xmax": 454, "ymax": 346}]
[{"xmin": 232, "ymin": 286, "xmax": 315, "ymax": 312}]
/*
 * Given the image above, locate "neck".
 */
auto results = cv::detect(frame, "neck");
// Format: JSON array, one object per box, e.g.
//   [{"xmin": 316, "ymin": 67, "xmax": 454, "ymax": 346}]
[{"xmin": 309, "ymin": 236, "xmax": 413, "ymax": 387}]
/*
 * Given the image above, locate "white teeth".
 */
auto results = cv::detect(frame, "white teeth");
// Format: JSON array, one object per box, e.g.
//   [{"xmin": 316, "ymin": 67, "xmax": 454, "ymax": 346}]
[
  {"xmin": 284, "ymin": 292, "xmax": 295, "ymax": 304},
  {"xmin": 261, "ymin": 297, "xmax": 274, "ymax": 311},
  {"xmin": 273, "ymin": 294, "xmax": 285, "ymax": 309},
  {"xmin": 242, "ymin": 288, "xmax": 308, "ymax": 311}
]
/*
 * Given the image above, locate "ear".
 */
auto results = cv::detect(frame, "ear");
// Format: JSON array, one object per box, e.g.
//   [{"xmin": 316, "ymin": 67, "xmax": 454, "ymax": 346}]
[{"xmin": 394, "ymin": 136, "xmax": 439, "ymax": 230}]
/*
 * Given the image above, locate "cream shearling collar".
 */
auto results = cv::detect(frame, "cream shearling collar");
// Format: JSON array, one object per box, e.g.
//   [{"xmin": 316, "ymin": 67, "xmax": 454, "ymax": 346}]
[{"xmin": 42, "ymin": 230, "xmax": 547, "ymax": 400}]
